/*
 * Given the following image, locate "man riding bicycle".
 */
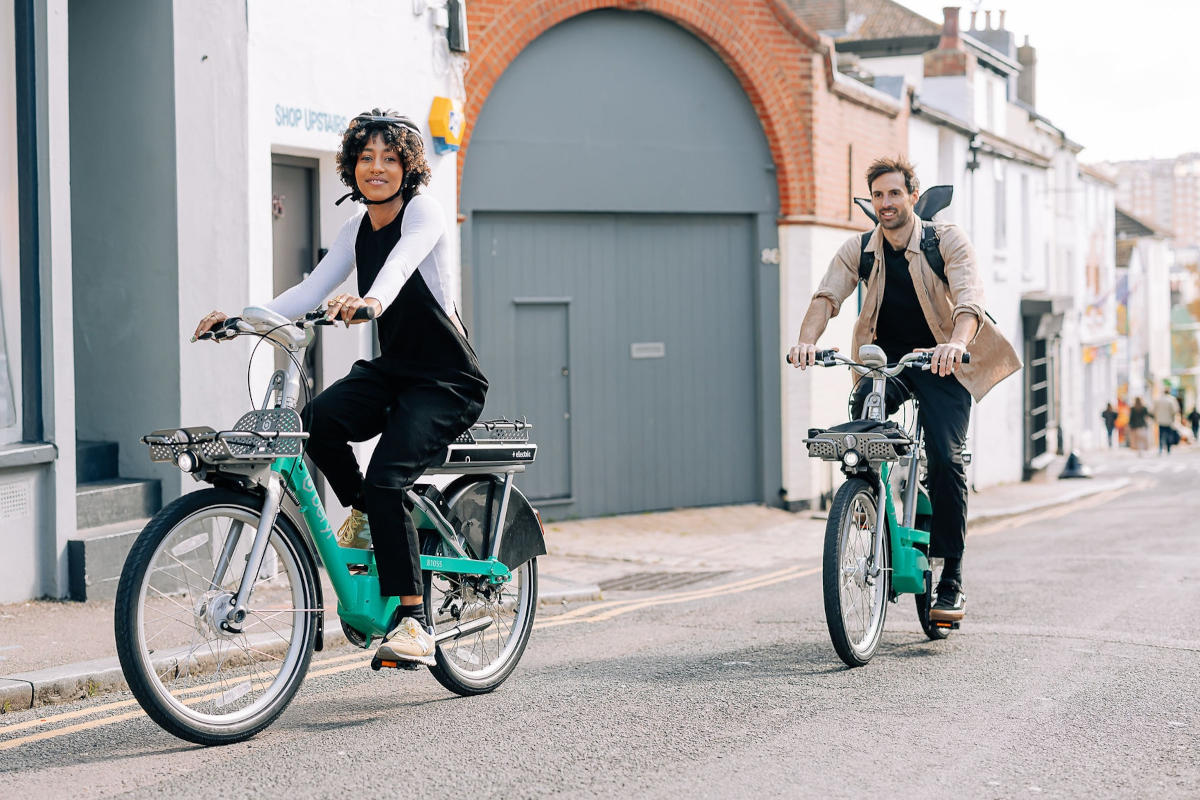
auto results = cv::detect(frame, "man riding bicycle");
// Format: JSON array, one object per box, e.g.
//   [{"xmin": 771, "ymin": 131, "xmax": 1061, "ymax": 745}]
[{"xmin": 788, "ymin": 156, "xmax": 1019, "ymax": 622}]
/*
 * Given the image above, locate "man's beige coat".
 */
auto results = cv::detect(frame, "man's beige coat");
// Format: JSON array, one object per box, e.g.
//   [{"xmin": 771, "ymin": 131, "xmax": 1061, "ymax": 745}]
[{"xmin": 812, "ymin": 221, "xmax": 1021, "ymax": 402}]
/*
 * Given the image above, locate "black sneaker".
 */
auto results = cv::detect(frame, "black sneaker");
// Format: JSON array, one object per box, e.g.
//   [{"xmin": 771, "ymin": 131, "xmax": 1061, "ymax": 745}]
[{"xmin": 930, "ymin": 581, "xmax": 966, "ymax": 621}]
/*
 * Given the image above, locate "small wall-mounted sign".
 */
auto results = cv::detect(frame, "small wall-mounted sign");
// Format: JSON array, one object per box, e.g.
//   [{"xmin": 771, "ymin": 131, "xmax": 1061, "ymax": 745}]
[
  {"xmin": 761, "ymin": 247, "xmax": 781, "ymax": 264},
  {"xmin": 631, "ymin": 342, "xmax": 666, "ymax": 359}
]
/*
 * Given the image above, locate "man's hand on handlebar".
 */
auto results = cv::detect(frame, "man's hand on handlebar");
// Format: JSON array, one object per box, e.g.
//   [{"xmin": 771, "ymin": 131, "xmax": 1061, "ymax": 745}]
[
  {"xmin": 787, "ymin": 343, "xmax": 837, "ymax": 370},
  {"xmin": 192, "ymin": 310, "xmax": 229, "ymax": 342},
  {"xmin": 917, "ymin": 341, "xmax": 968, "ymax": 377},
  {"xmin": 325, "ymin": 294, "xmax": 381, "ymax": 326}
]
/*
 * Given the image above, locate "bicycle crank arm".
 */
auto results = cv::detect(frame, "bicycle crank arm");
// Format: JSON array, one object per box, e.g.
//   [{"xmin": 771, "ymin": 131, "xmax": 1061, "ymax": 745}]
[{"xmin": 434, "ymin": 616, "xmax": 494, "ymax": 644}]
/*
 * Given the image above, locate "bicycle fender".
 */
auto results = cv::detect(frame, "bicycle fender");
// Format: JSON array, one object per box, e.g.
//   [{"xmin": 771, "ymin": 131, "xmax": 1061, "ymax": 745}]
[{"xmin": 442, "ymin": 476, "xmax": 547, "ymax": 569}]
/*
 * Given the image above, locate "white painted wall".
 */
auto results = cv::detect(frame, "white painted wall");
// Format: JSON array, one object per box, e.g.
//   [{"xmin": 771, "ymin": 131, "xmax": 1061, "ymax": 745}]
[
  {"xmin": 780, "ymin": 224, "xmax": 862, "ymax": 508},
  {"xmin": 173, "ymin": 0, "xmax": 251, "ymax": 490},
  {"xmin": 38, "ymin": 0, "xmax": 77, "ymax": 598}
]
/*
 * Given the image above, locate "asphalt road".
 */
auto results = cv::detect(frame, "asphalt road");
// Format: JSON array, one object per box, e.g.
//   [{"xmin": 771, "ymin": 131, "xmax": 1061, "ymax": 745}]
[{"xmin": 2, "ymin": 450, "xmax": 1197, "ymax": 799}]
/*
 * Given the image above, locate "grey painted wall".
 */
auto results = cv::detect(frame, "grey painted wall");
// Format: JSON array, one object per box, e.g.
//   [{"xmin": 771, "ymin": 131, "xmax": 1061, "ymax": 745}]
[
  {"xmin": 462, "ymin": 10, "xmax": 784, "ymax": 513},
  {"xmin": 69, "ymin": 0, "xmax": 179, "ymax": 480},
  {"xmin": 462, "ymin": 11, "xmax": 778, "ymax": 215}
]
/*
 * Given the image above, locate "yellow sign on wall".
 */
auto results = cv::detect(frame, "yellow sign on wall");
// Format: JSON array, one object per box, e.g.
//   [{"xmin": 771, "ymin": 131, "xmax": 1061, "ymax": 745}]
[{"xmin": 429, "ymin": 96, "xmax": 464, "ymax": 153}]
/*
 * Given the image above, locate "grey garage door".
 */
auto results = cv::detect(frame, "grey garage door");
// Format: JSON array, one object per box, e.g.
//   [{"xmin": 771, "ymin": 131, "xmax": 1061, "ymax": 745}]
[{"xmin": 474, "ymin": 212, "xmax": 759, "ymax": 517}]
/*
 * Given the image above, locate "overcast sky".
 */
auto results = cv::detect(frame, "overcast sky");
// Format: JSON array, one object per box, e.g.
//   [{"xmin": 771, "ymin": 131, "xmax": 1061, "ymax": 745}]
[{"xmin": 898, "ymin": 1, "xmax": 1199, "ymax": 163}]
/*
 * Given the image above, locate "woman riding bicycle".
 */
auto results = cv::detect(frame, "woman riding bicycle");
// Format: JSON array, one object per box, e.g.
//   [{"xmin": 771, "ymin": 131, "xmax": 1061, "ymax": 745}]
[{"xmin": 194, "ymin": 109, "xmax": 487, "ymax": 668}]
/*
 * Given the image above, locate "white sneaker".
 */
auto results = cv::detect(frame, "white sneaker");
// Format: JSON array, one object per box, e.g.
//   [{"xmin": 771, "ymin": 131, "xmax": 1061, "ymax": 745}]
[
  {"xmin": 375, "ymin": 617, "xmax": 436, "ymax": 667},
  {"xmin": 336, "ymin": 508, "xmax": 372, "ymax": 549}
]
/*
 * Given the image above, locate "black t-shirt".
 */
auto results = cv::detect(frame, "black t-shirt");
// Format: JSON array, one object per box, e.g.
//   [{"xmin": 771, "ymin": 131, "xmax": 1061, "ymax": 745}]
[{"xmin": 873, "ymin": 238, "xmax": 937, "ymax": 361}]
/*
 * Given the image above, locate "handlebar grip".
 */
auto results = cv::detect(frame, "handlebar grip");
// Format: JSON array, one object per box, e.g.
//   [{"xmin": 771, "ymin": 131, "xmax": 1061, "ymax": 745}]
[
  {"xmin": 351, "ymin": 306, "xmax": 376, "ymax": 321},
  {"xmin": 786, "ymin": 348, "xmax": 837, "ymax": 366},
  {"xmin": 198, "ymin": 317, "xmax": 240, "ymax": 341}
]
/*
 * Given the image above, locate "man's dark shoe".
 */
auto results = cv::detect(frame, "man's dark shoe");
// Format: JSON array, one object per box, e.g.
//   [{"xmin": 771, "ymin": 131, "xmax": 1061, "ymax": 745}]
[{"xmin": 930, "ymin": 581, "xmax": 966, "ymax": 622}]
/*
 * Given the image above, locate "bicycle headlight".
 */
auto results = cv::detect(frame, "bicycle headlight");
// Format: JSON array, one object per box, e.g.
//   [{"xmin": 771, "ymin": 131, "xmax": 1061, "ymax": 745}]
[
  {"xmin": 176, "ymin": 450, "xmax": 199, "ymax": 473},
  {"xmin": 842, "ymin": 450, "xmax": 861, "ymax": 467},
  {"xmin": 843, "ymin": 434, "xmax": 857, "ymax": 449}
]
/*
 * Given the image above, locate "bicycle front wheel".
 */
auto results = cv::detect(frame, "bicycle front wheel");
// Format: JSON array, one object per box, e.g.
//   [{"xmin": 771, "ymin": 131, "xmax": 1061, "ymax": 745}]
[
  {"xmin": 822, "ymin": 477, "xmax": 890, "ymax": 667},
  {"xmin": 114, "ymin": 488, "xmax": 318, "ymax": 745}
]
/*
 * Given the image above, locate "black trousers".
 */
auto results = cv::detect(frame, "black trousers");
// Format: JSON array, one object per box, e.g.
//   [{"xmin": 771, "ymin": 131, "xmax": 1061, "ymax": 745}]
[
  {"xmin": 304, "ymin": 358, "xmax": 485, "ymax": 596},
  {"xmin": 852, "ymin": 369, "xmax": 972, "ymax": 559}
]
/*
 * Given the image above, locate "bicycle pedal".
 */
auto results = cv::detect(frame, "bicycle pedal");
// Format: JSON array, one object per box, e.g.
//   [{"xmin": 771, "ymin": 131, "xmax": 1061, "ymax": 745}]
[
  {"xmin": 934, "ymin": 620, "xmax": 960, "ymax": 630},
  {"xmin": 371, "ymin": 657, "xmax": 422, "ymax": 672}
]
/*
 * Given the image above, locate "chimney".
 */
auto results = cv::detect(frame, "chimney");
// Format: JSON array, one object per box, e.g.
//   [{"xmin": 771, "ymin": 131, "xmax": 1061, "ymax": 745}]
[
  {"xmin": 998, "ymin": 10, "xmax": 1007, "ymax": 29},
  {"xmin": 938, "ymin": 6, "xmax": 962, "ymax": 49},
  {"xmin": 969, "ymin": 10, "xmax": 977, "ymax": 30},
  {"xmin": 1017, "ymin": 34, "xmax": 1037, "ymax": 106},
  {"xmin": 925, "ymin": 7, "xmax": 976, "ymax": 79},
  {"xmin": 984, "ymin": 10, "xmax": 992, "ymax": 29}
]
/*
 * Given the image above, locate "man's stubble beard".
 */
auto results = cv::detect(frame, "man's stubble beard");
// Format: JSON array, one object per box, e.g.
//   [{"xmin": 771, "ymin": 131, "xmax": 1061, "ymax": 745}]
[{"xmin": 880, "ymin": 206, "xmax": 911, "ymax": 230}]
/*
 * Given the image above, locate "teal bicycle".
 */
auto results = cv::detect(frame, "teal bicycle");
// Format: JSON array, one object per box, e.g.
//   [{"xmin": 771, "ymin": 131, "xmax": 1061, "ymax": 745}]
[
  {"xmin": 792, "ymin": 344, "xmax": 971, "ymax": 667},
  {"xmin": 115, "ymin": 305, "xmax": 545, "ymax": 745}
]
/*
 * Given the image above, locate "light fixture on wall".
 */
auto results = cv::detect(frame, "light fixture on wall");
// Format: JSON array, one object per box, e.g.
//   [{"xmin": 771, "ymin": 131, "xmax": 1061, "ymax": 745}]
[
  {"xmin": 966, "ymin": 136, "xmax": 981, "ymax": 172},
  {"xmin": 412, "ymin": 0, "xmax": 469, "ymax": 55},
  {"xmin": 447, "ymin": 0, "xmax": 469, "ymax": 53}
]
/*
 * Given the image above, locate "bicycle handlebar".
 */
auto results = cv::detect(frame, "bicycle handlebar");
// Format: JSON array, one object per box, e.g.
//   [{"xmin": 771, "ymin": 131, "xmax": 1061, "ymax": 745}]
[
  {"xmin": 196, "ymin": 306, "xmax": 376, "ymax": 342},
  {"xmin": 786, "ymin": 348, "xmax": 970, "ymax": 374}
]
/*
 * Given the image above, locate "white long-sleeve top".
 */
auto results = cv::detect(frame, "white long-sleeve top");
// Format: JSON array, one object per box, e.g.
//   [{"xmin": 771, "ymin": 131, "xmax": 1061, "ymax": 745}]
[{"xmin": 266, "ymin": 193, "xmax": 454, "ymax": 320}]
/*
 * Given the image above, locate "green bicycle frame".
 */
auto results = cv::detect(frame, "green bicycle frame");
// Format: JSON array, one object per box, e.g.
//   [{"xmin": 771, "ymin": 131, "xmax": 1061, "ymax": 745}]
[
  {"xmin": 879, "ymin": 461, "xmax": 934, "ymax": 596},
  {"xmin": 273, "ymin": 455, "xmax": 512, "ymax": 639}
]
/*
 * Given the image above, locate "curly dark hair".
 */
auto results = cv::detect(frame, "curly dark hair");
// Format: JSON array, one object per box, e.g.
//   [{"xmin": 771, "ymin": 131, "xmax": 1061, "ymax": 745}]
[
  {"xmin": 866, "ymin": 156, "xmax": 919, "ymax": 195},
  {"xmin": 336, "ymin": 108, "xmax": 432, "ymax": 203}
]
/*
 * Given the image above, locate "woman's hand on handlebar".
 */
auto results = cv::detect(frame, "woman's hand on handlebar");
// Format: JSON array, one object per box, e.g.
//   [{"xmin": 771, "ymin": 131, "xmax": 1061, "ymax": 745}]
[
  {"xmin": 917, "ymin": 341, "xmax": 968, "ymax": 377},
  {"xmin": 787, "ymin": 343, "xmax": 836, "ymax": 370},
  {"xmin": 192, "ymin": 310, "xmax": 229, "ymax": 342},
  {"xmin": 325, "ymin": 294, "xmax": 381, "ymax": 325}
]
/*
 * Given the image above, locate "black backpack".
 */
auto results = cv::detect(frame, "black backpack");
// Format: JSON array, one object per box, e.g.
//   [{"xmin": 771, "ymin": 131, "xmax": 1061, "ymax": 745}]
[{"xmin": 851, "ymin": 185, "xmax": 997, "ymax": 324}]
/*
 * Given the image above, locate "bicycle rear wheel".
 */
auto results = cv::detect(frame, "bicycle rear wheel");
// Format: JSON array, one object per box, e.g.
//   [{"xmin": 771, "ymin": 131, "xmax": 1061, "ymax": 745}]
[
  {"xmin": 114, "ymin": 488, "xmax": 318, "ymax": 745},
  {"xmin": 422, "ymin": 483, "xmax": 537, "ymax": 696},
  {"xmin": 822, "ymin": 477, "xmax": 890, "ymax": 667}
]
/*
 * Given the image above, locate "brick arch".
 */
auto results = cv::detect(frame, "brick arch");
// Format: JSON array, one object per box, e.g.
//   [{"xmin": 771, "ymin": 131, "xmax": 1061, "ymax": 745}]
[{"xmin": 461, "ymin": 0, "xmax": 822, "ymax": 217}]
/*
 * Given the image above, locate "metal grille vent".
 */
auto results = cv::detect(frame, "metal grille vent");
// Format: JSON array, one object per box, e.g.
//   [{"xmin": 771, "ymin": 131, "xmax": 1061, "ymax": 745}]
[
  {"xmin": 0, "ymin": 481, "xmax": 32, "ymax": 520},
  {"xmin": 599, "ymin": 571, "xmax": 728, "ymax": 592},
  {"xmin": 806, "ymin": 441, "xmax": 837, "ymax": 459}
]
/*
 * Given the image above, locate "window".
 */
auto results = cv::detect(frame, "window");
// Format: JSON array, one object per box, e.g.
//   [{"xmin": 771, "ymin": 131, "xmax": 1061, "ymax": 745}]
[
  {"xmin": 994, "ymin": 161, "xmax": 1007, "ymax": 252},
  {"xmin": 1, "ymin": 12, "xmax": 22, "ymax": 443}
]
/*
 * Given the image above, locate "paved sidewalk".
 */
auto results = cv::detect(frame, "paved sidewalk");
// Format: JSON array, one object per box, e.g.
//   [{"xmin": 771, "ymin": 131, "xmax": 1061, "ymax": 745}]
[{"xmin": 0, "ymin": 454, "xmax": 1134, "ymax": 713}]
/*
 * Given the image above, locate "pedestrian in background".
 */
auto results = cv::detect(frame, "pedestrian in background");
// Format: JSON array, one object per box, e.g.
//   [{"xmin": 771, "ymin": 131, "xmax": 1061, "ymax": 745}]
[
  {"xmin": 1188, "ymin": 406, "xmax": 1200, "ymax": 442},
  {"xmin": 1128, "ymin": 397, "xmax": 1150, "ymax": 456},
  {"xmin": 1153, "ymin": 390, "xmax": 1181, "ymax": 455},
  {"xmin": 1101, "ymin": 402, "xmax": 1118, "ymax": 448}
]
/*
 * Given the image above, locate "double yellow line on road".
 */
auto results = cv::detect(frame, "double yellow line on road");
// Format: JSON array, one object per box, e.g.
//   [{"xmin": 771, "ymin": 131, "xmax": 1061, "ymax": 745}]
[{"xmin": 0, "ymin": 564, "xmax": 816, "ymax": 751}]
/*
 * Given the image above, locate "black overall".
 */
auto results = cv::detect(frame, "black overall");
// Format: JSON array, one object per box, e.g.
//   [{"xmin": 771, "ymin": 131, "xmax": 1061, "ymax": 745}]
[{"xmin": 304, "ymin": 202, "xmax": 487, "ymax": 597}]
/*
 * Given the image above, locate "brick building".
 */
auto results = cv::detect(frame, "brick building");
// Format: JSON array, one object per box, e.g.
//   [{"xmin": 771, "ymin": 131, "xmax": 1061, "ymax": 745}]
[{"xmin": 455, "ymin": 0, "xmax": 918, "ymax": 516}]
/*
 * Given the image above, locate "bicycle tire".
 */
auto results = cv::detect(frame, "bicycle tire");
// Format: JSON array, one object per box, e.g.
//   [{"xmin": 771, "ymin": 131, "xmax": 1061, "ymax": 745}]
[
  {"xmin": 422, "ymin": 482, "xmax": 537, "ymax": 696},
  {"xmin": 822, "ymin": 477, "xmax": 890, "ymax": 667},
  {"xmin": 915, "ymin": 560, "xmax": 951, "ymax": 641},
  {"xmin": 114, "ymin": 488, "xmax": 318, "ymax": 745}
]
